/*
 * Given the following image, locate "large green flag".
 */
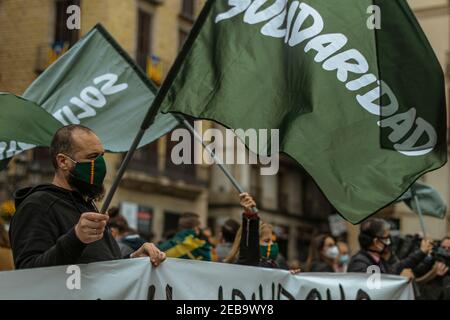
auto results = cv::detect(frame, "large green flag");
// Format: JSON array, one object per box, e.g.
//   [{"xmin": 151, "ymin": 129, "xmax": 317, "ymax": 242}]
[
  {"xmin": 0, "ymin": 24, "xmax": 178, "ymax": 165},
  {"xmin": 156, "ymin": 0, "xmax": 447, "ymax": 223}
]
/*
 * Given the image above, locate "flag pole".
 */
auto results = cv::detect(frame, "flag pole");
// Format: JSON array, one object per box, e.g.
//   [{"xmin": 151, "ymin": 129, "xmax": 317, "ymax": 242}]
[
  {"xmin": 411, "ymin": 186, "xmax": 427, "ymax": 238},
  {"xmin": 100, "ymin": 104, "xmax": 164, "ymax": 214},
  {"xmin": 176, "ymin": 114, "xmax": 258, "ymax": 213}
]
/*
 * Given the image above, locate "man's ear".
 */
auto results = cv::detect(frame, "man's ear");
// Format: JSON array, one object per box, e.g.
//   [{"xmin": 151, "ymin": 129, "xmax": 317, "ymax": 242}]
[{"xmin": 55, "ymin": 154, "xmax": 70, "ymax": 171}]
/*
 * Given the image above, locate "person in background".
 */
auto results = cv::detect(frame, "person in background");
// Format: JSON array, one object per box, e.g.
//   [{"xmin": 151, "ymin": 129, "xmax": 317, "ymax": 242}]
[
  {"xmin": 288, "ymin": 259, "xmax": 302, "ymax": 272},
  {"xmin": 202, "ymin": 227, "xmax": 219, "ymax": 262},
  {"xmin": 415, "ymin": 236, "xmax": 450, "ymax": 300},
  {"xmin": 107, "ymin": 207, "xmax": 146, "ymax": 258},
  {"xmin": 224, "ymin": 193, "xmax": 300, "ymax": 274},
  {"xmin": 305, "ymin": 234, "xmax": 338, "ymax": 272},
  {"xmin": 336, "ymin": 240, "xmax": 350, "ymax": 272},
  {"xmin": 0, "ymin": 218, "xmax": 14, "ymax": 271},
  {"xmin": 347, "ymin": 218, "xmax": 432, "ymax": 280},
  {"xmin": 157, "ymin": 212, "xmax": 212, "ymax": 261},
  {"xmin": 216, "ymin": 219, "xmax": 240, "ymax": 262}
]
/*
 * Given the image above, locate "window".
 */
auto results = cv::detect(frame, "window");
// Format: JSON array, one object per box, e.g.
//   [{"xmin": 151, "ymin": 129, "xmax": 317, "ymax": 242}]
[
  {"xmin": 137, "ymin": 206, "xmax": 154, "ymax": 241},
  {"xmin": 302, "ymin": 176, "xmax": 334, "ymax": 219},
  {"xmin": 277, "ymin": 171, "xmax": 289, "ymax": 213},
  {"xmin": 136, "ymin": 9, "xmax": 153, "ymax": 70},
  {"xmin": 54, "ymin": 0, "xmax": 80, "ymax": 47},
  {"xmin": 32, "ymin": 147, "xmax": 54, "ymax": 175},
  {"xmin": 128, "ymin": 142, "xmax": 159, "ymax": 175},
  {"xmin": 163, "ymin": 211, "xmax": 181, "ymax": 239},
  {"xmin": 180, "ymin": 0, "xmax": 195, "ymax": 20},
  {"xmin": 178, "ymin": 28, "xmax": 190, "ymax": 51}
]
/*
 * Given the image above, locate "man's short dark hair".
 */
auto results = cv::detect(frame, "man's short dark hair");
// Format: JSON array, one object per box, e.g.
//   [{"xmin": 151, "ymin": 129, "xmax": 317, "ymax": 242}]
[
  {"xmin": 178, "ymin": 212, "xmax": 201, "ymax": 231},
  {"xmin": 221, "ymin": 219, "xmax": 240, "ymax": 243},
  {"xmin": 358, "ymin": 218, "xmax": 389, "ymax": 250},
  {"xmin": 50, "ymin": 125, "xmax": 94, "ymax": 169}
]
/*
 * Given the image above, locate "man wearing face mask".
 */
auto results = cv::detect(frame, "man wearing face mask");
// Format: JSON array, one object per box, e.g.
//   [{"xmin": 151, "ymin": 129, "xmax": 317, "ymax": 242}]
[
  {"xmin": 347, "ymin": 218, "xmax": 432, "ymax": 278},
  {"xmin": 9, "ymin": 125, "xmax": 166, "ymax": 269}
]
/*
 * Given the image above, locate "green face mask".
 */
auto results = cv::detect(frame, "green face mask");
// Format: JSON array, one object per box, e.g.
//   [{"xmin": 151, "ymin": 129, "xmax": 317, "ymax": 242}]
[
  {"xmin": 66, "ymin": 155, "xmax": 107, "ymax": 186},
  {"xmin": 260, "ymin": 242, "xmax": 279, "ymax": 261}
]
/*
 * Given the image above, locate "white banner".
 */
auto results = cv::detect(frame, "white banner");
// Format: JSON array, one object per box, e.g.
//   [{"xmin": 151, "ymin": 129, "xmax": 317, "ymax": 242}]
[{"xmin": 0, "ymin": 258, "xmax": 414, "ymax": 300}]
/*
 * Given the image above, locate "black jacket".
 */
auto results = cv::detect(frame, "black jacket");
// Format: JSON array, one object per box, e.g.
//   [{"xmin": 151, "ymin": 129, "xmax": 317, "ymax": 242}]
[
  {"xmin": 10, "ymin": 184, "xmax": 122, "ymax": 269},
  {"xmin": 310, "ymin": 261, "xmax": 335, "ymax": 273},
  {"xmin": 387, "ymin": 249, "xmax": 428, "ymax": 275},
  {"xmin": 238, "ymin": 213, "xmax": 280, "ymax": 269},
  {"xmin": 348, "ymin": 250, "xmax": 391, "ymax": 273},
  {"xmin": 348, "ymin": 249, "xmax": 427, "ymax": 274}
]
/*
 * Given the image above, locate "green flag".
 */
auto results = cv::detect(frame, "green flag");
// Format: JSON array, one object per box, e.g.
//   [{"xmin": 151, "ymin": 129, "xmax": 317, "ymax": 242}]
[
  {"xmin": 156, "ymin": 0, "xmax": 447, "ymax": 223},
  {"xmin": 397, "ymin": 182, "xmax": 447, "ymax": 219},
  {"xmin": 0, "ymin": 24, "xmax": 178, "ymax": 166},
  {"xmin": 0, "ymin": 93, "xmax": 61, "ymax": 146}
]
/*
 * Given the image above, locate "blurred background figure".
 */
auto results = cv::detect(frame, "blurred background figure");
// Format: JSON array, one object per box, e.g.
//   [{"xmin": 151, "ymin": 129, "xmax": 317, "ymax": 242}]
[
  {"xmin": 107, "ymin": 207, "xmax": 146, "ymax": 257},
  {"xmin": 0, "ymin": 217, "xmax": 14, "ymax": 271},
  {"xmin": 336, "ymin": 240, "xmax": 350, "ymax": 272},
  {"xmin": 202, "ymin": 227, "xmax": 219, "ymax": 262},
  {"xmin": 288, "ymin": 259, "xmax": 302, "ymax": 272},
  {"xmin": 347, "ymin": 218, "xmax": 432, "ymax": 285},
  {"xmin": 305, "ymin": 234, "xmax": 338, "ymax": 272},
  {"xmin": 224, "ymin": 193, "xmax": 300, "ymax": 274},
  {"xmin": 216, "ymin": 218, "xmax": 240, "ymax": 262},
  {"xmin": 413, "ymin": 236, "xmax": 450, "ymax": 300},
  {"xmin": 157, "ymin": 212, "xmax": 212, "ymax": 261}
]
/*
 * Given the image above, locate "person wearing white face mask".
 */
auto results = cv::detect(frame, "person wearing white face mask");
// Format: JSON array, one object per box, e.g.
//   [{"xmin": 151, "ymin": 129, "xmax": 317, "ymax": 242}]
[{"xmin": 305, "ymin": 234, "xmax": 338, "ymax": 272}]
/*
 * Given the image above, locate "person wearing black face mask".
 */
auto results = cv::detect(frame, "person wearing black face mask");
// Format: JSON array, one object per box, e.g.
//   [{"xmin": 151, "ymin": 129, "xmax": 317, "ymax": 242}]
[
  {"xmin": 64, "ymin": 153, "xmax": 107, "ymax": 201},
  {"xmin": 9, "ymin": 125, "xmax": 166, "ymax": 269},
  {"xmin": 347, "ymin": 218, "xmax": 432, "ymax": 280}
]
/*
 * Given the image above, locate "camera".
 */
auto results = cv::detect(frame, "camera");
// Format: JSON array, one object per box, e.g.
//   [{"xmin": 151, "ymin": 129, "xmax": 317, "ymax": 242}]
[{"xmin": 431, "ymin": 246, "xmax": 450, "ymax": 267}]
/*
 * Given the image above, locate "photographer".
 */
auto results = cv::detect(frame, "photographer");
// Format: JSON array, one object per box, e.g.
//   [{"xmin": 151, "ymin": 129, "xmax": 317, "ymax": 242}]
[
  {"xmin": 416, "ymin": 237, "xmax": 450, "ymax": 300},
  {"xmin": 348, "ymin": 218, "xmax": 432, "ymax": 280}
]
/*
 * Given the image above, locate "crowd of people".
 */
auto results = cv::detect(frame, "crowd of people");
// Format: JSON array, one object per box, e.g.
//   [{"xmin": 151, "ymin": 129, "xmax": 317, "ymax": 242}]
[
  {"xmin": 0, "ymin": 124, "xmax": 449, "ymax": 300},
  {"xmin": 102, "ymin": 192, "xmax": 450, "ymax": 299}
]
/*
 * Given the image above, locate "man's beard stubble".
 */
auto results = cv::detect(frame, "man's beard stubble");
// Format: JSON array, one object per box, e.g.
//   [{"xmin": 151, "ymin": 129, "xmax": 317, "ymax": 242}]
[{"xmin": 67, "ymin": 171, "xmax": 106, "ymax": 202}]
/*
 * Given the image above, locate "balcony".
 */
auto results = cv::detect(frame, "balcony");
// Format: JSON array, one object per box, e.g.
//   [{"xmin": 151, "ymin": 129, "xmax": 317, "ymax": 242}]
[
  {"xmin": 35, "ymin": 43, "xmax": 70, "ymax": 74},
  {"xmin": 121, "ymin": 140, "xmax": 207, "ymax": 199}
]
